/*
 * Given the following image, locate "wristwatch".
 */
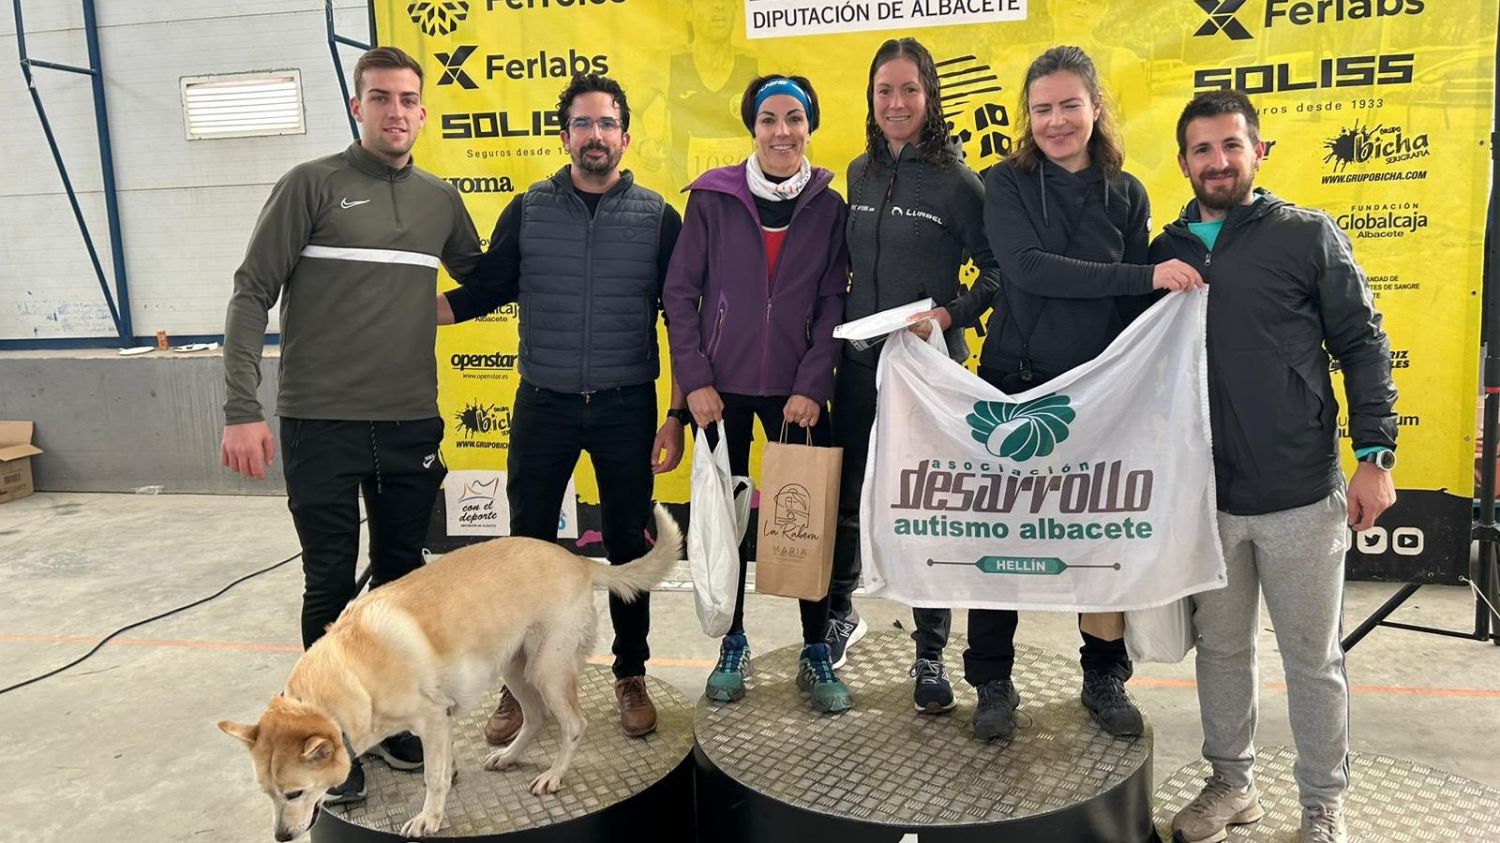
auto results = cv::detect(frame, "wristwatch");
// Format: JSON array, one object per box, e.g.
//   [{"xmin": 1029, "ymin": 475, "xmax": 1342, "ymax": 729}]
[
  {"xmin": 1358, "ymin": 448, "xmax": 1396, "ymax": 471},
  {"xmin": 666, "ymin": 408, "xmax": 692, "ymax": 424}
]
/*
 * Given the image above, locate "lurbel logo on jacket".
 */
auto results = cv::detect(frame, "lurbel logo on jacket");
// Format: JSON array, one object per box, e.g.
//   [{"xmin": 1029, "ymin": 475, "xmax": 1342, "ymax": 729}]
[
  {"xmin": 887, "ymin": 204, "xmax": 944, "ymax": 226},
  {"xmin": 850, "ymin": 201, "xmax": 945, "ymax": 227}
]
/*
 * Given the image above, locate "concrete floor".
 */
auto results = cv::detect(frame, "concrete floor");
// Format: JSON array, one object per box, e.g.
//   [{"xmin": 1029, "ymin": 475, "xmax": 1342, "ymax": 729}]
[{"xmin": 2, "ymin": 491, "xmax": 1498, "ymax": 842}]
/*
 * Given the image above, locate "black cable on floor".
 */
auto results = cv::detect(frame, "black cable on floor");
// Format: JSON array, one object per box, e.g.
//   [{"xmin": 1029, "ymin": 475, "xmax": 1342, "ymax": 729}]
[{"xmin": 0, "ymin": 519, "xmax": 370, "ymax": 697}]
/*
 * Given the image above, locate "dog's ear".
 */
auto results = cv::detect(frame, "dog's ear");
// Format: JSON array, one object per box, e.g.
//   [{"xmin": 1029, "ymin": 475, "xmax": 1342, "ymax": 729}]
[
  {"xmin": 218, "ymin": 720, "xmax": 259, "ymax": 746},
  {"xmin": 302, "ymin": 736, "xmax": 335, "ymax": 764}
]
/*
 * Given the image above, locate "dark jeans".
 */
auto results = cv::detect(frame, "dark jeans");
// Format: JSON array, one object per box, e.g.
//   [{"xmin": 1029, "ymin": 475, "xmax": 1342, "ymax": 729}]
[
  {"xmin": 830, "ymin": 357, "xmax": 951, "ymax": 658},
  {"xmin": 963, "ymin": 362, "xmax": 1133, "ymax": 686},
  {"xmin": 282, "ymin": 417, "xmax": 446, "ymax": 649},
  {"xmin": 704, "ymin": 392, "xmax": 833, "ymax": 646},
  {"xmin": 507, "ymin": 380, "xmax": 656, "ymax": 679},
  {"xmin": 963, "ymin": 611, "xmax": 1133, "ymax": 685}
]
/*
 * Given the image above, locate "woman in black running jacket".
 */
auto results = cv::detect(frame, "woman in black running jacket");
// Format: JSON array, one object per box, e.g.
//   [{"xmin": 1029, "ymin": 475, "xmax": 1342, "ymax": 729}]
[{"xmin": 827, "ymin": 38, "xmax": 1003, "ymax": 715}]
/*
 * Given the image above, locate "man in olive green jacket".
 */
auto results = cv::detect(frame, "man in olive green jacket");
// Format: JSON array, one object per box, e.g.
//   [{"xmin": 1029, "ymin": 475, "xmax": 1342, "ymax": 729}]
[{"xmin": 220, "ymin": 47, "xmax": 488, "ymax": 803}]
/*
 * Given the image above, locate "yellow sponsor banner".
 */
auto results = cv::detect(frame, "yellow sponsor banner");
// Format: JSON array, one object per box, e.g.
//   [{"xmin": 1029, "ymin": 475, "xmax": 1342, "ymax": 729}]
[{"xmin": 380, "ymin": 0, "xmax": 1494, "ymax": 568}]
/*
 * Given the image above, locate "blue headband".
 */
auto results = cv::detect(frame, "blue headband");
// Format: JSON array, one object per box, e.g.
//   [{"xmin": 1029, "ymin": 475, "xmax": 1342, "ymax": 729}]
[{"xmin": 753, "ymin": 78, "xmax": 813, "ymax": 120}]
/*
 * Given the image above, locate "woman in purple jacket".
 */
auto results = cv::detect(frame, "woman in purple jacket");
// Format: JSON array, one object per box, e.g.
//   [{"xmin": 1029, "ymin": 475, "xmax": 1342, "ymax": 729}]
[{"xmin": 663, "ymin": 73, "xmax": 851, "ymax": 714}]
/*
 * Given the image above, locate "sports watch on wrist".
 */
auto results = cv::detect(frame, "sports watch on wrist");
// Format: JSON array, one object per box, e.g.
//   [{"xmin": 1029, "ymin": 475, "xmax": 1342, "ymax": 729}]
[
  {"xmin": 1358, "ymin": 448, "xmax": 1396, "ymax": 471},
  {"xmin": 666, "ymin": 408, "xmax": 691, "ymax": 424}
]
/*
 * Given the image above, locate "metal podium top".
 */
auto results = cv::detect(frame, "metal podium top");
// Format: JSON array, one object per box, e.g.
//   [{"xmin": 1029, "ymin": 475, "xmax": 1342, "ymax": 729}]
[
  {"xmin": 694, "ymin": 630, "xmax": 1152, "ymax": 827},
  {"xmin": 1154, "ymin": 746, "xmax": 1500, "ymax": 841},
  {"xmin": 327, "ymin": 666, "xmax": 694, "ymax": 837}
]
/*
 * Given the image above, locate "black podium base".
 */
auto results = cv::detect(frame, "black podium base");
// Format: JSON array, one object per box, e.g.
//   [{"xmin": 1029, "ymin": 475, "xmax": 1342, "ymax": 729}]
[
  {"xmin": 693, "ymin": 631, "xmax": 1157, "ymax": 843},
  {"xmin": 1154, "ymin": 746, "xmax": 1500, "ymax": 840},
  {"xmin": 312, "ymin": 666, "xmax": 695, "ymax": 842}
]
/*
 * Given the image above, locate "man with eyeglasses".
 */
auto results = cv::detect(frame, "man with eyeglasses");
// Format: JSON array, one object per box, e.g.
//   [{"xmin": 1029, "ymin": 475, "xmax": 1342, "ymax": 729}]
[{"xmin": 438, "ymin": 73, "xmax": 685, "ymax": 740}]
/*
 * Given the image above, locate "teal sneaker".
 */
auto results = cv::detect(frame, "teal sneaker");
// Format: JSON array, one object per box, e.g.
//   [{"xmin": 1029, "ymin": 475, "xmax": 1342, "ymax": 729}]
[
  {"xmin": 797, "ymin": 643, "xmax": 853, "ymax": 713},
  {"xmin": 705, "ymin": 634, "xmax": 751, "ymax": 702}
]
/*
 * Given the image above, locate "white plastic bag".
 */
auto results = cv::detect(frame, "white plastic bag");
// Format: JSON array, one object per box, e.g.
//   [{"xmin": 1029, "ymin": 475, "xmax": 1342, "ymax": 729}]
[
  {"xmin": 688, "ymin": 422, "xmax": 753, "ymax": 637},
  {"xmin": 1124, "ymin": 598, "xmax": 1197, "ymax": 663}
]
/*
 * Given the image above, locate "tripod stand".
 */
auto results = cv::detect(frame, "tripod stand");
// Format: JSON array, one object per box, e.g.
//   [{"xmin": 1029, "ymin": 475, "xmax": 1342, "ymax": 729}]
[{"xmin": 1343, "ymin": 23, "xmax": 1500, "ymax": 650}]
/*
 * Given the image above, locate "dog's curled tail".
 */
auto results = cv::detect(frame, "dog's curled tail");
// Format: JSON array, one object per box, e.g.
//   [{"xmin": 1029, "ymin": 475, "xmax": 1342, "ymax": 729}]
[{"xmin": 591, "ymin": 504, "xmax": 683, "ymax": 603}]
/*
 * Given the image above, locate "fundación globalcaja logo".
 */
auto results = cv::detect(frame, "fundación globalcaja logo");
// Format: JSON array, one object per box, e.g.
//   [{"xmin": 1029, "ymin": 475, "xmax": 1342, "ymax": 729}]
[{"xmin": 967, "ymin": 394, "xmax": 1076, "ymax": 462}]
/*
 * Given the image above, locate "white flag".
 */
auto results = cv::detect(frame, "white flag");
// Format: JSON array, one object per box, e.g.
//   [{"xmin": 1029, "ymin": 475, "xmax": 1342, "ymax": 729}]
[{"xmin": 860, "ymin": 290, "xmax": 1226, "ymax": 613}]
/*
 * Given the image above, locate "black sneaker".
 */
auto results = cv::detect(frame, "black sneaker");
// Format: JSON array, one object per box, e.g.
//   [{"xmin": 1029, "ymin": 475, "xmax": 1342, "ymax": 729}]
[
  {"xmin": 372, "ymin": 731, "xmax": 424, "ymax": 771},
  {"xmin": 825, "ymin": 612, "xmax": 868, "ymax": 670},
  {"xmin": 911, "ymin": 658, "xmax": 956, "ymax": 713},
  {"xmin": 1081, "ymin": 671, "xmax": 1144, "ymax": 737},
  {"xmin": 972, "ymin": 679, "xmax": 1020, "ymax": 740},
  {"xmin": 324, "ymin": 757, "xmax": 366, "ymax": 805}
]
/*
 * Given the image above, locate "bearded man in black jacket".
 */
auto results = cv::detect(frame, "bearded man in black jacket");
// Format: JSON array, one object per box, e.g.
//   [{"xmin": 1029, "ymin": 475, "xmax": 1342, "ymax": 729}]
[{"xmin": 1151, "ymin": 90, "xmax": 1397, "ymax": 843}]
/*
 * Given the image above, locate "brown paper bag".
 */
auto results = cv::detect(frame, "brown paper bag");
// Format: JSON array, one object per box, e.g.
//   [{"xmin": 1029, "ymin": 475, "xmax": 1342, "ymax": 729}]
[{"xmin": 754, "ymin": 439, "xmax": 842, "ymax": 601}]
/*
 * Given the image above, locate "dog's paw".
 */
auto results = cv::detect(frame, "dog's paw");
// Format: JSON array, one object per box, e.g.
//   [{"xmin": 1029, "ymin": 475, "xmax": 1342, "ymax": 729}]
[
  {"xmin": 482, "ymin": 748, "xmax": 519, "ymax": 771},
  {"xmin": 529, "ymin": 770, "xmax": 563, "ymax": 796},
  {"xmin": 399, "ymin": 810, "xmax": 444, "ymax": 837}
]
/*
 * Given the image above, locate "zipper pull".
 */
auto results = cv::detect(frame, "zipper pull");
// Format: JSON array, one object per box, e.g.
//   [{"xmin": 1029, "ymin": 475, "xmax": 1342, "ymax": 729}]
[{"xmin": 1204, "ymin": 253, "xmax": 1212, "ymax": 267}]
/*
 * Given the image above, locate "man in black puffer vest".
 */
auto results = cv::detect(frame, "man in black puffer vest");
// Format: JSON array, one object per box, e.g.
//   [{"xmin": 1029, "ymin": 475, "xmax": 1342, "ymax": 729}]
[{"xmin": 439, "ymin": 74, "xmax": 686, "ymax": 742}]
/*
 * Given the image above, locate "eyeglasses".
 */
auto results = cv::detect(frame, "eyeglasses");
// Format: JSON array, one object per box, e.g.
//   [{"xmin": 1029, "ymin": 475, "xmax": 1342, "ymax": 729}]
[{"xmin": 567, "ymin": 116, "xmax": 623, "ymax": 134}]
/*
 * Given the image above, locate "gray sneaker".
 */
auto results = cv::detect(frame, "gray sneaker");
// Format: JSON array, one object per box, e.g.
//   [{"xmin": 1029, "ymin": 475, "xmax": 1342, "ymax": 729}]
[
  {"xmin": 825, "ymin": 613, "xmax": 867, "ymax": 670},
  {"xmin": 1170, "ymin": 775, "xmax": 1264, "ymax": 843},
  {"xmin": 911, "ymin": 658, "xmax": 956, "ymax": 713},
  {"xmin": 1300, "ymin": 807, "xmax": 1347, "ymax": 843}
]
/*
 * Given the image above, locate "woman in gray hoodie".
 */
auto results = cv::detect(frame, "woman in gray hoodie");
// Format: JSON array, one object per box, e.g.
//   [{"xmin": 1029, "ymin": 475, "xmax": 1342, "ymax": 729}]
[{"xmin": 828, "ymin": 37, "xmax": 1002, "ymax": 714}]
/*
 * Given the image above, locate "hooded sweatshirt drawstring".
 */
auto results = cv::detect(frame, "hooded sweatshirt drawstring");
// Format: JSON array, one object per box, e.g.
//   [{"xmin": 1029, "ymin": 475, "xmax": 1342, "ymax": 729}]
[
  {"xmin": 368, "ymin": 422, "xmax": 383, "ymax": 495},
  {"xmin": 909, "ymin": 147, "xmax": 924, "ymax": 244},
  {"xmin": 1040, "ymin": 164, "xmax": 1048, "ymax": 226}
]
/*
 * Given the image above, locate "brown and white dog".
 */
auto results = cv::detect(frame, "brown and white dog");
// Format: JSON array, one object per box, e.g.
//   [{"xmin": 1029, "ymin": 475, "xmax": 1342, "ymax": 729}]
[{"xmin": 219, "ymin": 505, "xmax": 682, "ymax": 840}]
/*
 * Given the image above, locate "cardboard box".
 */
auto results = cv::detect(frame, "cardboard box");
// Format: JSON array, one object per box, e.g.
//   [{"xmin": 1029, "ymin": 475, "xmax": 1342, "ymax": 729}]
[{"xmin": 0, "ymin": 421, "xmax": 43, "ymax": 504}]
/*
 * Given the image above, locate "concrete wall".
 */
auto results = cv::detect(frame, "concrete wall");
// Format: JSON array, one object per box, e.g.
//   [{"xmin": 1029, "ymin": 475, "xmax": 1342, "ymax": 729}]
[
  {"xmin": 1, "ymin": 1, "xmax": 371, "ymax": 343},
  {"xmin": 0, "ymin": 349, "xmax": 286, "ymax": 493}
]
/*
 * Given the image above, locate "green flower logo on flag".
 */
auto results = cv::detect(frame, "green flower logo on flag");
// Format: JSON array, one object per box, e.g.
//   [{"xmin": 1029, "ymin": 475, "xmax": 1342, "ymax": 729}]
[{"xmin": 967, "ymin": 394, "xmax": 1076, "ymax": 461}]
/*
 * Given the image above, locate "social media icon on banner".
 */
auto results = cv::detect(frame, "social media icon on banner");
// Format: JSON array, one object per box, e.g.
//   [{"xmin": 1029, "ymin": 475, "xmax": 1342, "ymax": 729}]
[
  {"xmin": 1392, "ymin": 527, "xmax": 1425, "ymax": 556},
  {"xmin": 1355, "ymin": 526, "xmax": 1388, "ymax": 555}
]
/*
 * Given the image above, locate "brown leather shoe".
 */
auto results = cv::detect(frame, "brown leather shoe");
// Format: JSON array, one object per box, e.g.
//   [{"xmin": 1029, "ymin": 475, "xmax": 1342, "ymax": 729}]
[
  {"xmin": 615, "ymin": 676, "xmax": 657, "ymax": 737},
  {"xmin": 483, "ymin": 687, "xmax": 523, "ymax": 746}
]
